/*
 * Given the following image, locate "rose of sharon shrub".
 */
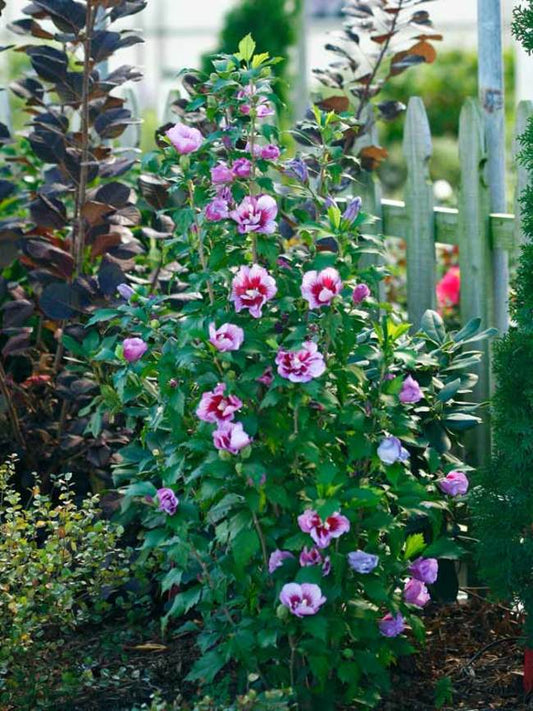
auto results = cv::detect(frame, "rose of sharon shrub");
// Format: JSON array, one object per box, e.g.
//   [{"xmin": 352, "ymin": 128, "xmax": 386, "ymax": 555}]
[{"xmin": 86, "ymin": 38, "xmax": 491, "ymax": 709}]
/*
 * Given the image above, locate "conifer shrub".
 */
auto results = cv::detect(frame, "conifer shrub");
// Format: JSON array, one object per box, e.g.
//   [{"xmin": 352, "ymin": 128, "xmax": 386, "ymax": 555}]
[{"xmin": 472, "ymin": 0, "xmax": 533, "ymax": 691}]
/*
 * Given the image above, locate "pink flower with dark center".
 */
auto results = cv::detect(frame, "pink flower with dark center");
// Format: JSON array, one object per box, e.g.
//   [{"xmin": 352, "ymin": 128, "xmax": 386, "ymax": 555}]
[
  {"xmin": 268, "ymin": 549, "xmax": 294, "ymax": 574},
  {"xmin": 352, "ymin": 283, "xmax": 371, "ymax": 304},
  {"xmin": 196, "ymin": 383, "xmax": 242, "ymax": 423},
  {"xmin": 123, "ymin": 337, "xmax": 148, "ymax": 362},
  {"xmin": 379, "ymin": 612, "xmax": 405, "ymax": 637},
  {"xmin": 217, "ymin": 186, "xmax": 233, "ymax": 202},
  {"xmin": 404, "ymin": 578, "xmax": 431, "ymax": 607},
  {"xmin": 211, "ymin": 162, "xmax": 234, "ymax": 185},
  {"xmin": 279, "ymin": 583, "xmax": 326, "ymax": 617},
  {"xmin": 156, "ymin": 487, "xmax": 178, "ymax": 515},
  {"xmin": 297, "ymin": 509, "xmax": 350, "ymax": 549},
  {"xmin": 436, "ymin": 266, "xmax": 460, "ymax": 309},
  {"xmin": 301, "ymin": 268, "xmax": 343, "ymax": 309},
  {"xmin": 232, "ymin": 158, "xmax": 253, "ymax": 179},
  {"xmin": 399, "ymin": 375, "xmax": 423, "ymax": 404},
  {"xmin": 409, "ymin": 557, "xmax": 439, "ymax": 585},
  {"xmin": 261, "ymin": 144, "xmax": 281, "ymax": 160},
  {"xmin": 208, "ymin": 323, "xmax": 244, "ymax": 352},
  {"xmin": 165, "ymin": 123, "xmax": 203, "ymax": 154},
  {"xmin": 230, "ymin": 195, "xmax": 278, "ymax": 234},
  {"xmin": 299, "ymin": 546, "xmax": 331, "ymax": 575},
  {"xmin": 212, "ymin": 421, "xmax": 251, "ymax": 454},
  {"xmin": 276, "ymin": 341, "xmax": 326, "ymax": 383},
  {"xmin": 257, "ymin": 367, "xmax": 274, "ymax": 386},
  {"xmin": 439, "ymin": 470, "xmax": 469, "ymax": 496},
  {"xmin": 230, "ymin": 264, "xmax": 277, "ymax": 318},
  {"xmin": 299, "ymin": 546, "xmax": 323, "ymax": 567},
  {"xmin": 205, "ymin": 198, "xmax": 230, "ymax": 222}
]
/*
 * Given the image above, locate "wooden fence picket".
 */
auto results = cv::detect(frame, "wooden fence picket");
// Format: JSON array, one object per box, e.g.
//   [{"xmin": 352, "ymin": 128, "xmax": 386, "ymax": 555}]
[
  {"xmin": 514, "ymin": 100, "xmax": 533, "ymax": 247},
  {"xmin": 354, "ymin": 106, "xmax": 385, "ymax": 299},
  {"xmin": 403, "ymin": 97, "xmax": 436, "ymax": 330},
  {"xmin": 0, "ymin": 89, "xmax": 11, "ymax": 131},
  {"xmin": 458, "ymin": 97, "xmax": 492, "ymax": 464},
  {"xmin": 118, "ymin": 86, "xmax": 142, "ymax": 152}
]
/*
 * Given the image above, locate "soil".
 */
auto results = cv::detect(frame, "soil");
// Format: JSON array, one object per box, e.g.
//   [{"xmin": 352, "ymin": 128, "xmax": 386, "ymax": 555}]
[
  {"xmin": 376, "ymin": 593, "xmax": 531, "ymax": 711},
  {"xmin": 4, "ymin": 595, "xmax": 531, "ymax": 711}
]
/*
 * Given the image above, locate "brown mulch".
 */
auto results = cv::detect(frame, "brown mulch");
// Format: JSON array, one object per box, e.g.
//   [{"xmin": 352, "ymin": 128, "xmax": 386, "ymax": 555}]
[
  {"xmin": 5, "ymin": 596, "xmax": 531, "ymax": 710},
  {"xmin": 377, "ymin": 592, "xmax": 531, "ymax": 711}
]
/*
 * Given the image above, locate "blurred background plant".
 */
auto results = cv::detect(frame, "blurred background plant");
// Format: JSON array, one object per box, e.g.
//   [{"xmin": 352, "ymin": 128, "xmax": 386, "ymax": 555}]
[
  {"xmin": 201, "ymin": 0, "xmax": 301, "ymax": 113},
  {"xmin": 0, "ymin": 0, "xmax": 148, "ymax": 491}
]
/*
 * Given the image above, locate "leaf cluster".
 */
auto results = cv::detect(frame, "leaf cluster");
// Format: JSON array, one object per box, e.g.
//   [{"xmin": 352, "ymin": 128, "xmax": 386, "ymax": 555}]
[{"xmin": 0, "ymin": 0, "xmax": 147, "ymax": 487}]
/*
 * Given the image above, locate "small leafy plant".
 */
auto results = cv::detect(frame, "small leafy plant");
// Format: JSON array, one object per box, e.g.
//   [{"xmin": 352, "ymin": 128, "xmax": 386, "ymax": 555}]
[
  {"xmin": 0, "ymin": 456, "xmax": 135, "ymax": 705},
  {"xmin": 87, "ymin": 37, "xmax": 489, "ymax": 708}
]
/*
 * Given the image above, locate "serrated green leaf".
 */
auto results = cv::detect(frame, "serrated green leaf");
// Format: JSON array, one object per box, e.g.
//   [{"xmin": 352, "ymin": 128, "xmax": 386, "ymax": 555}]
[
  {"xmin": 232, "ymin": 527, "xmax": 259, "ymax": 568},
  {"xmin": 403, "ymin": 533, "xmax": 426, "ymax": 560},
  {"xmin": 237, "ymin": 34, "xmax": 256, "ymax": 62},
  {"xmin": 186, "ymin": 648, "xmax": 226, "ymax": 683}
]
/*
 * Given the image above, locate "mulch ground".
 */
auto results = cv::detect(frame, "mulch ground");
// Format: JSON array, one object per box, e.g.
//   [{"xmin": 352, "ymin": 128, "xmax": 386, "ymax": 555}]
[
  {"xmin": 5, "ymin": 595, "xmax": 532, "ymax": 710},
  {"xmin": 377, "ymin": 593, "xmax": 531, "ymax": 711}
]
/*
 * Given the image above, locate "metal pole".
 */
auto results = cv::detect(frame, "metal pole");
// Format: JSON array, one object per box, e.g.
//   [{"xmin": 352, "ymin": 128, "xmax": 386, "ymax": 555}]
[
  {"xmin": 294, "ymin": 0, "xmax": 309, "ymax": 120},
  {"xmin": 477, "ymin": 0, "xmax": 508, "ymax": 332}
]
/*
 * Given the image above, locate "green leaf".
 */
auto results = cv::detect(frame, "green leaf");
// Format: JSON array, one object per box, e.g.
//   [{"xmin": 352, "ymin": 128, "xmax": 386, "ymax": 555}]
[
  {"xmin": 125, "ymin": 481, "xmax": 157, "ymax": 498},
  {"xmin": 237, "ymin": 34, "xmax": 256, "ymax": 62},
  {"xmin": 232, "ymin": 528, "xmax": 259, "ymax": 568},
  {"xmin": 251, "ymin": 51, "xmax": 269, "ymax": 68},
  {"xmin": 174, "ymin": 585, "xmax": 202, "ymax": 614},
  {"xmin": 453, "ymin": 317, "xmax": 481, "ymax": 343},
  {"xmin": 420, "ymin": 310, "xmax": 447, "ymax": 344},
  {"xmin": 62, "ymin": 334, "xmax": 84, "ymax": 356},
  {"xmin": 437, "ymin": 378, "xmax": 462, "ymax": 402},
  {"xmin": 161, "ymin": 567, "xmax": 183, "ymax": 593},
  {"xmin": 435, "ymin": 676, "xmax": 454, "ymax": 709},
  {"xmin": 424, "ymin": 538, "xmax": 464, "ymax": 559},
  {"xmin": 186, "ymin": 648, "xmax": 226, "ymax": 683},
  {"xmin": 403, "ymin": 533, "xmax": 426, "ymax": 560},
  {"xmin": 443, "ymin": 412, "xmax": 481, "ymax": 431},
  {"xmin": 303, "ymin": 615, "xmax": 329, "ymax": 641}
]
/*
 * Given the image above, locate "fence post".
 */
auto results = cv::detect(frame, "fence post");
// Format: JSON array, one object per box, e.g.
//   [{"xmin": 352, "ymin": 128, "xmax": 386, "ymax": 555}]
[
  {"xmin": 403, "ymin": 97, "xmax": 436, "ymax": 330},
  {"xmin": 118, "ymin": 86, "xmax": 142, "ymax": 152},
  {"xmin": 0, "ymin": 89, "xmax": 11, "ymax": 132},
  {"xmin": 477, "ymin": 0, "xmax": 508, "ymax": 333},
  {"xmin": 513, "ymin": 100, "xmax": 533, "ymax": 247},
  {"xmin": 354, "ymin": 106, "xmax": 385, "ymax": 298},
  {"xmin": 458, "ymin": 98, "xmax": 492, "ymax": 465},
  {"xmin": 161, "ymin": 89, "xmax": 180, "ymax": 125}
]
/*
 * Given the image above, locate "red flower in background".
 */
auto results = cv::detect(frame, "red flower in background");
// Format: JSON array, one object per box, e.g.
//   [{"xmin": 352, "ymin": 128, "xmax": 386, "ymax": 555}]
[{"xmin": 436, "ymin": 266, "xmax": 460, "ymax": 310}]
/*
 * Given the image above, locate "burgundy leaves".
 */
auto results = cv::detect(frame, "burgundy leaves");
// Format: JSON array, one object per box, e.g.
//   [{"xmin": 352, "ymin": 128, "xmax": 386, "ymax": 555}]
[
  {"xmin": 0, "ymin": 0, "xmax": 145, "ymax": 483},
  {"xmin": 314, "ymin": 0, "xmax": 441, "ymax": 170}
]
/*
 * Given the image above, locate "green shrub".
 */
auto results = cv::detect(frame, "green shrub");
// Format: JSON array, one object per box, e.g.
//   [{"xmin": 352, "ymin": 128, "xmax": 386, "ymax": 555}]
[
  {"xmin": 0, "ymin": 457, "xmax": 134, "ymax": 704},
  {"xmin": 86, "ymin": 39, "xmax": 490, "ymax": 708}
]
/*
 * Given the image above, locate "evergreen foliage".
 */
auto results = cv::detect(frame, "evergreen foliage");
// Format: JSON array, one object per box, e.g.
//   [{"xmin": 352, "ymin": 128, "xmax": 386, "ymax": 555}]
[
  {"xmin": 472, "ymin": 1, "xmax": 533, "ymax": 644},
  {"xmin": 201, "ymin": 0, "xmax": 299, "ymax": 107}
]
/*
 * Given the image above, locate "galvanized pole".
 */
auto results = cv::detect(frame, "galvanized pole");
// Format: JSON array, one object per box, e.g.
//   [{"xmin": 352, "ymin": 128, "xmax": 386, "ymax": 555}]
[
  {"xmin": 477, "ymin": 0, "xmax": 508, "ymax": 333},
  {"xmin": 294, "ymin": 0, "xmax": 309, "ymax": 120}
]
